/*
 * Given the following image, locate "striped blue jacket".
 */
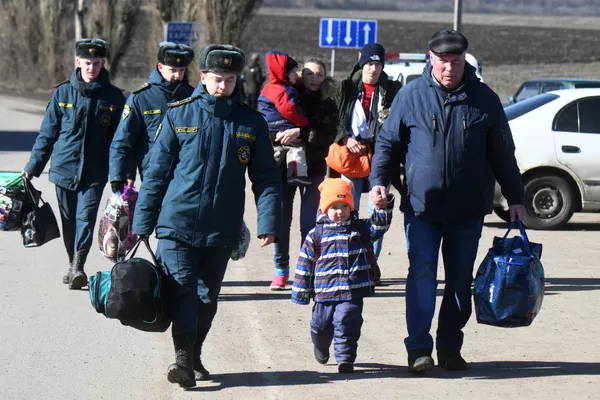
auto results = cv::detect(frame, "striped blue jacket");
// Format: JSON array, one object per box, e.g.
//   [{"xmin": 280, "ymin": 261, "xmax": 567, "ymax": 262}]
[{"xmin": 292, "ymin": 196, "xmax": 394, "ymax": 305}]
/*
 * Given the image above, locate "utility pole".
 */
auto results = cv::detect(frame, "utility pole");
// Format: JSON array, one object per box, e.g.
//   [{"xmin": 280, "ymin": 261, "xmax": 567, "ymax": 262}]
[
  {"xmin": 75, "ymin": 0, "xmax": 85, "ymax": 65},
  {"xmin": 454, "ymin": 0, "xmax": 463, "ymax": 32}
]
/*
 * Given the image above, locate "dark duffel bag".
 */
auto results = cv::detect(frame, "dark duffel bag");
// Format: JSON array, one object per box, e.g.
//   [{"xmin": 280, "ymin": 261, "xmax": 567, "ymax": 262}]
[
  {"xmin": 21, "ymin": 178, "xmax": 60, "ymax": 247},
  {"xmin": 89, "ymin": 237, "xmax": 171, "ymax": 333}
]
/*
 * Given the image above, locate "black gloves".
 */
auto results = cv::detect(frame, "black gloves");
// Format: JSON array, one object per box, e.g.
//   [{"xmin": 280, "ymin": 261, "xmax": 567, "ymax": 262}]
[{"xmin": 111, "ymin": 181, "xmax": 124, "ymax": 194}]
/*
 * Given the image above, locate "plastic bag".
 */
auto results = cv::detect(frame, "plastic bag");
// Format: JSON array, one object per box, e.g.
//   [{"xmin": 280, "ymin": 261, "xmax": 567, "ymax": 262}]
[
  {"xmin": 0, "ymin": 172, "xmax": 26, "ymax": 231},
  {"xmin": 473, "ymin": 220, "xmax": 544, "ymax": 328},
  {"xmin": 21, "ymin": 179, "xmax": 61, "ymax": 247},
  {"xmin": 121, "ymin": 185, "xmax": 138, "ymax": 250},
  {"xmin": 98, "ymin": 192, "xmax": 130, "ymax": 263},
  {"xmin": 231, "ymin": 221, "xmax": 251, "ymax": 261}
]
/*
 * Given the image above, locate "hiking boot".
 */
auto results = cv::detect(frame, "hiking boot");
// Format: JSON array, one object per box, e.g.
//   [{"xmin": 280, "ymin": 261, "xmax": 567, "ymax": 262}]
[
  {"xmin": 314, "ymin": 346, "xmax": 329, "ymax": 365},
  {"xmin": 68, "ymin": 253, "xmax": 88, "ymax": 290},
  {"xmin": 408, "ymin": 349, "xmax": 434, "ymax": 374},
  {"xmin": 338, "ymin": 362, "xmax": 354, "ymax": 373},
  {"xmin": 62, "ymin": 268, "xmax": 71, "ymax": 284},
  {"xmin": 437, "ymin": 350, "xmax": 467, "ymax": 371},
  {"xmin": 167, "ymin": 335, "xmax": 196, "ymax": 388},
  {"xmin": 269, "ymin": 275, "xmax": 288, "ymax": 291},
  {"xmin": 193, "ymin": 361, "xmax": 210, "ymax": 381}
]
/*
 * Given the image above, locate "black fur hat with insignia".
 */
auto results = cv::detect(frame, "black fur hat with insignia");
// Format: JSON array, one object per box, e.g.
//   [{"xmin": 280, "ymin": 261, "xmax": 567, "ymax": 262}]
[
  {"xmin": 75, "ymin": 38, "xmax": 108, "ymax": 58},
  {"xmin": 158, "ymin": 42, "xmax": 194, "ymax": 68},
  {"xmin": 198, "ymin": 44, "xmax": 245, "ymax": 74}
]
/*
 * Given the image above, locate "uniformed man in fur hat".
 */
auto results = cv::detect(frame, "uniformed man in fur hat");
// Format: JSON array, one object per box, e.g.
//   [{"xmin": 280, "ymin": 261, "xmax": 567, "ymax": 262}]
[
  {"xmin": 109, "ymin": 42, "xmax": 195, "ymax": 190},
  {"xmin": 132, "ymin": 44, "xmax": 281, "ymax": 388},
  {"xmin": 23, "ymin": 38, "xmax": 125, "ymax": 290}
]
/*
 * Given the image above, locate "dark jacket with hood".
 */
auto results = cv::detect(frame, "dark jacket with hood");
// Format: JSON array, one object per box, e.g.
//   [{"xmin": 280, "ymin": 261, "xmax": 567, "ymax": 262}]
[
  {"xmin": 370, "ymin": 62, "xmax": 524, "ymax": 222},
  {"xmin": 132, "ymin": 83, "xmax": 281, "ymax": 248},
  {"xmin": 258, "ymin": 51, "xmax": 309, "ymax": 133},
  {"xmin": 109, "ymin": 67, "xmax": 194, "ymax": 182},
  {"xmin": 294, "ymin": 76, "xmax": 338, "ymax": 175},
  {"xmin": 334, "ymin": 63, "xmax": 401, "ymax": 144},
  {"xmin": 25, "ymin": 68, "xmax": 125, "ymax": 190}
]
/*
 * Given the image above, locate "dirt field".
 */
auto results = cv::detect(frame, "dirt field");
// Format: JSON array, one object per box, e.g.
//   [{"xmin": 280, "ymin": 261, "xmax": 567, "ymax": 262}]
[
  {"xmin": 244, "ymin": 9, "xmax": 600, "ymax": 102},
  {"xmin": 3, "ymin": 9, "xmax": 599, "ymax": 104}
]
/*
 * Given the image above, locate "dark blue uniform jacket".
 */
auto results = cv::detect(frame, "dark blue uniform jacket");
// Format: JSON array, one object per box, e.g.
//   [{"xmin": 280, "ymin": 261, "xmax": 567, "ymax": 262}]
[
  {"xmin": 109, "ymin": 68, "xmax": 194, "ymax": 182},
  {"xmin": 25, "ymin": 68, "xmax": 125, "ymax": 190},
  {"xmin": 132, "ymin": 84, "xmax": 282, "ymax": 248}
]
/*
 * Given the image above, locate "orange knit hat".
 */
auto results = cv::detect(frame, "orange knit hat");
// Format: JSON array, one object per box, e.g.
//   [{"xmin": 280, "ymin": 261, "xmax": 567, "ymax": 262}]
[{"xmin": 318, "ymin": 178, "xmax": 355, "ymax": 214}]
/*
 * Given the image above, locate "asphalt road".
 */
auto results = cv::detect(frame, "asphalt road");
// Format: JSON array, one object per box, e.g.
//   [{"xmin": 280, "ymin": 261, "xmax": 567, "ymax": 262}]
[{"xmin": 1, "ymin": 94, "xmax": 599, "ymax": 400}]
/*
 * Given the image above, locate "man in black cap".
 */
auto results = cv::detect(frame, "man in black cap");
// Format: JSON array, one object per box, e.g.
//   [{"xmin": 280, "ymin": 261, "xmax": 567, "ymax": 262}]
[
  {"xmin": 109, "ymin": 42, "xmax": 195, "ymax": 189},
  {"xmin": 132, "ymin": 44, "xmax": 281, "ymax": 387},
  {"xmin": 23, "ymin": 38, "xmax": 125, "ymax": 290},
  {"xmin": 333, "ymin": 42, "xmax": 401, "ymax": 273},
  {"xmin": 369, "ymin": 29, "xmax": 526, "ymax": 373}
]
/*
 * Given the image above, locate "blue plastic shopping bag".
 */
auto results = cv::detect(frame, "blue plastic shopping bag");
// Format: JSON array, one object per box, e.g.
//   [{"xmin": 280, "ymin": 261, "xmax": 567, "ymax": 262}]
[{"xmin": 473, "ymin": 220, "xmax": 544, "ymax": 327}]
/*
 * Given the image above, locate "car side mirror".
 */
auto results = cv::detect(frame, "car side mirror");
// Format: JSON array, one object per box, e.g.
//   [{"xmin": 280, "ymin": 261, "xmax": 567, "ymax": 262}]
[{"xmin": 508, "ymin": 96, "xmax": 515, "ymax": 104}]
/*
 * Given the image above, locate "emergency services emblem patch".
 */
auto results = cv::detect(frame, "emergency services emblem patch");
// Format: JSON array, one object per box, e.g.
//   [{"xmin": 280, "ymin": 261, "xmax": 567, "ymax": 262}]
[
  {"xmin": 100, "ymin": 114, "xmax": 111, "ymax": 127},
  {"xmin": 122, "ymin": 104, "xmax": 131, "ymax": 120},
  {"xmin": 238, "ymin": 145, "xmax": 251, "ymax": 164}
]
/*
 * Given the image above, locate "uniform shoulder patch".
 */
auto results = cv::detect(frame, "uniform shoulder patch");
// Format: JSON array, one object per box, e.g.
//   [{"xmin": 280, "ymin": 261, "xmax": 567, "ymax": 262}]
[
  {"xmin": 53, "ymin": 79, "xmax": 69, "ymax": 88},
  {"xmin": 131, "ymin": 82, "xmax": 150, "ymax": 94},
  {"xmin": 168, "ymin": 97, "xmax": 195, "ymax": 108}
]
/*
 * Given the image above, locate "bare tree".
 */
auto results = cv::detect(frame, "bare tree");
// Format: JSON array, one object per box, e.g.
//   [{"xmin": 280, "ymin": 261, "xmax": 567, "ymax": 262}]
[
  {"xmin": 77, "ymin": 0, "xmax": 142, "ymax": 78},
  {"xmin": 156, "ymin": 0, "xmax": 202, "ymax": 22},
  {"xmin": 201, "ymin": 0, "xmax": 264, "ymax": 46}
]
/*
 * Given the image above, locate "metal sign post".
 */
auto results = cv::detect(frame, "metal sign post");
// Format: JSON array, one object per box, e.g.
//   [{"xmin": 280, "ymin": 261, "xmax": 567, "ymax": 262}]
[{"xmin": 319, "ymin": 18, "xmax": 378, "ymax": 77}]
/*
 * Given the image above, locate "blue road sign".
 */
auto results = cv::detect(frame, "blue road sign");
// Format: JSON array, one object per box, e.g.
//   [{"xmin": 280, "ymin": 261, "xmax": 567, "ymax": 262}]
[
  {"xmin": 319, "ymin": 18, "xmax": 377, "ymax": 49},
  {"xmin": 166, "ymin": 22, "xmax": 201, "ymax": 46}
]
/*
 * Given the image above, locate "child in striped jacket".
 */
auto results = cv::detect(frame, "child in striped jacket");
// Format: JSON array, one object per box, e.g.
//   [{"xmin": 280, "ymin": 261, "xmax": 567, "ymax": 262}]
[{"xmin": 292, "ymin": 178, "xmax": 394, "ymax": 373}]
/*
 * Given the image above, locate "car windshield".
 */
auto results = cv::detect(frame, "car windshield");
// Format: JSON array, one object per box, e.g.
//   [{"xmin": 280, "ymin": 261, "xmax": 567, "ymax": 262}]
[{"xmin": 504, "ymin": 93, "xmax": 560, "ymax": 121}]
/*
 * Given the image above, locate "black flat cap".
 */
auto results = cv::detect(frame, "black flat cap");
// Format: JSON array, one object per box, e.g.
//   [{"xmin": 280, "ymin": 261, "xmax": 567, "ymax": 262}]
[
  {"xmin": 428, "ymin": 30, "xmax": 468, "ymax": 56},
  {"xmin": 158, "ymin": 42, "xmax": 194, "ymax": 68},
  {"xmin": 198, "ymin": 44, "xmax": 245, "ymax": 74},
  {"xmin": 75, "ymin": 38, "xmax": 108, "ymax": 58}
]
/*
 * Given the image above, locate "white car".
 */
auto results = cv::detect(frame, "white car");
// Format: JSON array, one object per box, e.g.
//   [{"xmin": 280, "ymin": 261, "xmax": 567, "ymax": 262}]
[{"xmin": 494, "ymin": 89, "xmax": 600, "ymax": 229}]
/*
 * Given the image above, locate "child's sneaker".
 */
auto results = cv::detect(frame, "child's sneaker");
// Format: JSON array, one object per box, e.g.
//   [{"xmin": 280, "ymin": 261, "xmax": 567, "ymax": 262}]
[
  {"xmin": 314, "ymin": 346, "xmax": 329, "ymax": 364},
  {"xmin": 338, "ymin": 362, "xmax": 354, "ymax": 373},
  {"xmin": 269, "ymin": 275, "xmax": 288, "ymax": 290}
]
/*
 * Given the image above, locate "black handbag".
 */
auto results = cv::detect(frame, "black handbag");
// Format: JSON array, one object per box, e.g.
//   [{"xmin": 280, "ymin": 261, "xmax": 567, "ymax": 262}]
[{"xmin": 21, "ymin": 178, "xmax": 61, "ymax": 247}]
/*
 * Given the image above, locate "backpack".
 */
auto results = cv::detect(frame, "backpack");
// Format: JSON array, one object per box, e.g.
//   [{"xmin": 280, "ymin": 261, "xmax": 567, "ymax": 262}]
[
  {"xmin": 89, "ymin": 238, "xmax": 171, "ymax": 333},
  {"xmin": 313, "ymin": 219, "xmax": 381, "ymax": 283}
]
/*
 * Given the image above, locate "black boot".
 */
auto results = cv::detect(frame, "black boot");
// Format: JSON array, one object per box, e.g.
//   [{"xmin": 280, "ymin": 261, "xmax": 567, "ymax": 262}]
[
  {"xmin": 62, "ymin": 253, "xmax": 74, "ymax": 284},
  {"xmin": 193, "ymin": 302, "xmax": 216, "ymax": 380},
  {"xmin": 167, "ymin": 335, "xmax": 196, "ymax": 388},
  {"xmin": 193, "ymin": 320, "xmax": 211, "ymax": 380},
  {"xmin": 68, "ymin": 252, "xmax": 88, "ymax": 290}
]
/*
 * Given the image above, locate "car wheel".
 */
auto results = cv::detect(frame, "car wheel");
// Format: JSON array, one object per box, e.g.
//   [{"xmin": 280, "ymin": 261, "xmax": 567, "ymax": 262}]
[
  {"xmin": 522, "ymin": 175, "xmax": 574, "ymax": 230},
  {"xmin": 493, "ymin": 206, "xmax": 511, "ymax": 223}
]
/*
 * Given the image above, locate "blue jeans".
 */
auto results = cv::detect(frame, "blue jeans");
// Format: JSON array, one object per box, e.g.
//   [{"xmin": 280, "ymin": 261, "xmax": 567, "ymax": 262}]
[
  {"xmin": 403, "ymin": 213, "xmax": 483, "ymax": 353},
  {"xmin": 273, "ymin": 172, "xmax": 326, "ymax": 276},
  {"xmin": 311, "ymin": 299, "xmax": 364, "ymax": 363},
  {"xmin": 341, "ymin": 175, "xmax": 386, "ymax": 259},
  {"xmin": 55, "ymin": 184, "xmax": 104, "ymax": 265}
]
